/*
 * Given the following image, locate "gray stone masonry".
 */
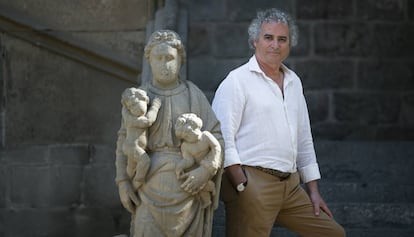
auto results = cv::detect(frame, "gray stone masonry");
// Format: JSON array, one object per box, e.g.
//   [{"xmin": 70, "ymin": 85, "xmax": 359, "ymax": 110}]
[
  {"xmin": 0, "ymin": 0, "xmax": 414, "ymax": 236},
  {"xmin": 1, "ymin": 141, "xmax": 413, "ymax": 236},
  {"xmin": 187, "ymin": 0, "xmax": 414, "ymax": 140}
]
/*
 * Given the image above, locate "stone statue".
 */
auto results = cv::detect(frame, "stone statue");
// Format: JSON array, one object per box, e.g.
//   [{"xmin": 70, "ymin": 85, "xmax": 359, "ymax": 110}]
[
  {"xmin": 120, "ymin": 88, "xmax": 161, "ymax": 190},
  {"xmin": 174, "ymin": 113, "xmax": 221, "ymax": 208},
  {"xmin": 115, "ymin": 30, "xmax": 224, "ymax": 237}
]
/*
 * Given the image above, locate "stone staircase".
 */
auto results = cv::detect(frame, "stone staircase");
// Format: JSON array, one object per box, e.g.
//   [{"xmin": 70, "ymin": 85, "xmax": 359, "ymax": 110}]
[{"xmin": 212, "ymin": 141, "xmax": 414, "ymax": 237}]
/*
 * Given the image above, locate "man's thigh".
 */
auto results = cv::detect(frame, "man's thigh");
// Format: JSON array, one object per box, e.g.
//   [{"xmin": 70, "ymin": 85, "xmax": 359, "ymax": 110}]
[
  {"xmin": 276, "ymin": 184, "xmax": 346, "ymax": 237},
  {"xmin": 221, "ymin": 166, "xmax": 285, "ymax": 237}
]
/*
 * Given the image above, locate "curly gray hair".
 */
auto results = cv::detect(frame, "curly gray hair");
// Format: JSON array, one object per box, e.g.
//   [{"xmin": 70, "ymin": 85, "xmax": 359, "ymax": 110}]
[{"xmin": 248, "ymin": 8, "xmax": 299, "ymax": 49}]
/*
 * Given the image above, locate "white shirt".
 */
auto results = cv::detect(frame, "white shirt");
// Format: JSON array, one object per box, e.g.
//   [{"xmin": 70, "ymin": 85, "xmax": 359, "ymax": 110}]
[{"xmin": 212, "ymin": 56, "xmax": 321, "ymax": 183}]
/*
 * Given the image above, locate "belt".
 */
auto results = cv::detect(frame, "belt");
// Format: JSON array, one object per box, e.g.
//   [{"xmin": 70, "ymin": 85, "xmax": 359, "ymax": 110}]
[{"xmin": 252, "ymin": 166, "xmax": 291, "ymax": 180}]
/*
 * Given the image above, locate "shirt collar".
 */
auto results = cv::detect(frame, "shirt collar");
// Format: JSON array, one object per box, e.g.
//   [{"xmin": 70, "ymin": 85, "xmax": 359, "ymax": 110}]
[{"xmin": 248, "ymin": 55, "xmax": 293, "ymax": 85}]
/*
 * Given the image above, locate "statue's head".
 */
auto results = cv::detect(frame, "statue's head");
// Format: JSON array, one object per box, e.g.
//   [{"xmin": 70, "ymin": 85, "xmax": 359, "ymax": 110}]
[
  {"xmin": 121, "ymin": 88, "xmax": 149, "ymax": 116},
  {"xmin": 144, "ymin": 30, "xmax": 186, "ymax": 89},
  {"xmin": 175, "ymin": 113, "xmax": 203, "ymax": 141}
]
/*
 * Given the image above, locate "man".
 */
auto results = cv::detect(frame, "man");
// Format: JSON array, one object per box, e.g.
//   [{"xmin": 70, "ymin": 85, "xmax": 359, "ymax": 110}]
[{"xmin": 212, "ymin": 8, "xmax": 346, "ymax": 237}]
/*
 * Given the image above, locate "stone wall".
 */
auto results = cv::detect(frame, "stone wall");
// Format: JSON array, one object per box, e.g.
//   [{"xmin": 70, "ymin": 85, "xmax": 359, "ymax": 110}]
[
  {"xmin": 0, "ymin": 0, "xmax": 414, "ymax": 236},
  {"xmin": 186, "ymin": 0, "xmax": 414, "ymax": 140}
]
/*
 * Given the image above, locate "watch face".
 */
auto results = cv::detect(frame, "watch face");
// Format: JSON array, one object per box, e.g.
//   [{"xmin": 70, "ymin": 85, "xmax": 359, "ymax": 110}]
[{"xmin": 237, "ymin": 183, "xmax": 245, "ymax": 192}]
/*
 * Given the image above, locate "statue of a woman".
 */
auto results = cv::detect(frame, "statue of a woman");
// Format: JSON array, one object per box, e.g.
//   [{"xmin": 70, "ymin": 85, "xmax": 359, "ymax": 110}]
[{"xmin": 115, "ymin": 30, "xmax": 223, "ymax": 237}]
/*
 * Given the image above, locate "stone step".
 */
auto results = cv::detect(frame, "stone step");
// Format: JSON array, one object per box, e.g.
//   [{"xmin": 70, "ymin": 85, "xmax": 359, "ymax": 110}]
[
  {"xmin": 318, "ymin": 181, "xmax": 414, "ymax": 203},
  {"xmin": 315, "ymin": 141, "xmax": 414, "ymax": 185}
]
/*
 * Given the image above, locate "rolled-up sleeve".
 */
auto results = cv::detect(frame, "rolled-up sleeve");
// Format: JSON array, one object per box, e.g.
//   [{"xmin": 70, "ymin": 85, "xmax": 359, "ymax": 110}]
[
  {"xmin": 296, "ymin": 94, "xmax": 321, "ymax": 183},
  {"xmin": 212, "ymin": 74, "xmax": 244, "ymax": 168}
]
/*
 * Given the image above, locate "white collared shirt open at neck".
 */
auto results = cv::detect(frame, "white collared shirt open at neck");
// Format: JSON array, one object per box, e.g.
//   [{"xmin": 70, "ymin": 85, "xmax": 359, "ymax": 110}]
[{"xmin": 212, "ymin": 56, "xmax": 321, "ymax": 183}]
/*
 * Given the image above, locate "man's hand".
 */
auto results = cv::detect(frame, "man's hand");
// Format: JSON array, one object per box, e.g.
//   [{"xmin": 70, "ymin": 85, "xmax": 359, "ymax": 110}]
[
  {"xmin": 306, "ymin": 180, "xmax": 333, "ymax": 218},
  {"xmin": 224, "ymin": 164, "xmax": 247, "ymax": 190}
]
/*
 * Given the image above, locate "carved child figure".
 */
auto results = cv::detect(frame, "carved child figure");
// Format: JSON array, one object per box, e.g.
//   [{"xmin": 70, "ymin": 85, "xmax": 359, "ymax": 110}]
[
  {"xmin": 121, "ymin": 87, "xmax": 161, "ymax": 190},
  {"xmin": 175, "ymin": 113, "xmax": 221, "ymax": 208}
]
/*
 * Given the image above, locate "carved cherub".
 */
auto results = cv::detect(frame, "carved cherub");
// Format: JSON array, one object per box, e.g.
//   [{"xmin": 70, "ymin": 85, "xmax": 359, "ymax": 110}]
[
  {"xmin": 175, "ymin": 113, "xmax": 221, "ymax": 208},
  {"xmin": 121, "ymin": 87, "xmax": 161, "ymax": 190}
]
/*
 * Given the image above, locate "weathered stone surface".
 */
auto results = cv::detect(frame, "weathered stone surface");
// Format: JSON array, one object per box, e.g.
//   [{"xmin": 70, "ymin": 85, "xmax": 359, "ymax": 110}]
[
  {"xmin": 289, "ymin": 23, "xmax": 310, "ymax": 57},
  {"xmin": 314, "ymin": 23, "xmax": 373, "ymax": 57},
  {"xmin": 188, "ymin": 57, "xmax": 247, "ymax": 91},
  {"xmin": 296, "ymin": 0, "xmax": 353, "ymax": 19},
  {"xmin": 226, "ymin": 0, "xmax": 293, "ymax": 21},
  {"xmin": 10, "ymin": 165, "xmax": 83, "ymax": 207},
  {"xmin": 84, "ymin": 165, "xmax": 118, "ymax": 207},
  {"xmin": 371, "ymin": 23, "xmax": 414, "ymax": 58},
  {"xmin": 0, "ymin": 0, "xmax": 149, "ymax": 30},
  {"xmin": 304, "ymin": 92, "xmax": 330, "ymax": 123},
  {"xmin": 212, "ymin": 23, "xmax": 251, "ymax": 58},
  {"xmin": 356, "ymin": 0, "xmax": 405, "ymax": 20},
  {"xmin": 358, "ymin": 61, "xmax": 414, "ymax": 91},
  {"xmin": 49, "ymin": 144, "xmax": 90, "ymax": 165},
  {"xmin": 3, "ymin": 35, "xmax": 133, "ymax": 145},
  {"xmin": 296, "ymin": 60, "xmax": 354, "ymax": 90},
  {"xmin": 0, "ymin": 165, "xmax": 5, "ymax": 208},
  {"xmin": 187, "ymin": 0, "xmax": 226, "ymax": 22},
  {"xmin": 188, "ymin": 23, "xmax": 212, "ymax": 56},
  {"xmin": 334, "ymin": 92, "xmax": 401, "ymax": 124}
]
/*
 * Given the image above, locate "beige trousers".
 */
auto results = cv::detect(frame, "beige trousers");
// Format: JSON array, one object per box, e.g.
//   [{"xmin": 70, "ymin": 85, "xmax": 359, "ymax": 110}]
[{"xmin": 221, "ymin": 166, "xmax": 346, "ymax": 237}]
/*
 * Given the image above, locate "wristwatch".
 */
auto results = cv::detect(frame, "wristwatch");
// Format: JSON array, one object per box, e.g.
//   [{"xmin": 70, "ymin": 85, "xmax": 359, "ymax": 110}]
[{"xmin": 236, "ymin": 181, "xmax": 247, "ymax": 192}]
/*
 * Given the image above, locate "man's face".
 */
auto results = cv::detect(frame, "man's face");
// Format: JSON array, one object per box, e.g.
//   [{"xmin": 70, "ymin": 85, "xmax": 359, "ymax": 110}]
[
  {"xmin": 254, "ymin": 21, "xmax": 290, "ymax": 66},
  {"xmin": 149, "ymin": 43, "xmax": 181, "ymax": 88}
]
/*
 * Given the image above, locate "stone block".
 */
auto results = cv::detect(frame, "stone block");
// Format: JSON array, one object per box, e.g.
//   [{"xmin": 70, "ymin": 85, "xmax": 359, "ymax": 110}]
[
  {"xmin": 226, "ymin": 0, "xmax": 294, "ymax": 21},
  {"xmin": 187, "ymin": 0, "xmax": 227, "ymax": 22},
  {"xmin": 90, "ymin": 144, "xmax": 116, "ymax": 165},
  {"xmin": 0, "ymin": 0, "xmax": 150, "ymax": 31},
  {"xmin": 358, "ymin": 61, "xmax": 414, "ymax": 91},
  {"xmin": 304, "ymin": 92, "xmax": 330, "ymax": 123},
  {"xmin": 212, "ymin": 23, "xmax": 251, "ymax": 58},
  {"xmin": 5, "ymin": 146, "xmax": 48, "ymax": 164},
  {"xmin": 371, "ymin": 23, "xmax": 414, "ymax": 58},
  {"xmin": 49, "ymin": 166, "xmax": 83, "ymax": 207},
  {"xmin": 0, "ymin": 166, "xmax": 5, "ymax": 208},
  {"xmin": 4, "ymin": 36, "xmax": 133, "ymax": 145},
  {"xmin": 4, "ymin": 208, "xmax": 76, "ymax": 237},
  {"xmin": 315, "ymin": 141, "xmax": 414, "ymax": 184},
  {"xmin": 334, "ymin": 203, "xmax": 414, "ymax": 229},
  {"xmin": 289, "ymin": 23, "xmax": 310, "ymax": 57},
  {"xmin": 0, "ymin": 210, "xmax": 4, "ymax": 236},
  {"xmin": 296, "ymin": 0, "xmax": 353, "ymax": 19},
  {"xmin": 334, "ymin": 92, "xmax": 401, "ymax": 124},
  {"xmin": 319, "ymin": 182, "xmax": 414, "ymax": 203},
  {"xmin": 83, "ymin": 165, "xmax": 119, "ymax": 207},
  {"xmin": 73, "ymin": 207, "xmax": 130, "ymax": 237},
  {"xmin": 188, "ymin": 57, "xmax": 247, "ymax": 92},
  {"xmin": 295, "ymin": 60, "xmax": 354, "ymax": 90},
  {"xmin": 312, "ymin": 123, "xmax": 379, "ymax": 140},
  {"xmin": 356, "ymin": 0, "xmax": 405, "ymax": 20},
  {"xmin": 314, "ymin": 23, "xmax": 372, "ymax": 57},
  {"xmin": 66, "ymin": 31, "xmax": 145, "ymax": 66},
  {"xmin": 10, "ymin": 165, "xmax": 83, "ymax": 207},
  {"xmin": 188, "ymin": 23, "xmax": 212, "ymax": 57},
  {"xmin": 402, "ymin": 94, "xmax": 414, "ymax": 127},
  {"xmin": 346, "ymin": 229, "xmax": 414, "ymax": 237},
  {"xmin": 410, "ymin": 0, "xmax": 414, "ymax": 20},
  {"xmin": 49, "ymin": 144, "xmax": 90, "ymax": 165}
]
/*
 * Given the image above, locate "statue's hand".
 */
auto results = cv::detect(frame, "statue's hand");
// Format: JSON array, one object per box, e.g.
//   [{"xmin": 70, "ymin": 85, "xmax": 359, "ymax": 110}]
[
  {"xmin": 180, "ymin": 166, "xmax": 211, "ymax": 195},
  {"xmin": 118, "ymin": 180, "xmax": 140, "ymax": 213},
  {"xmin": 152, "ymin": 97, "xmax": 162, "ymax": 108},
  {"xmin": 175, "ymin": 162, "xmax": 186, "ymax": 179}
]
